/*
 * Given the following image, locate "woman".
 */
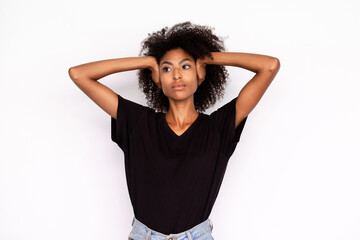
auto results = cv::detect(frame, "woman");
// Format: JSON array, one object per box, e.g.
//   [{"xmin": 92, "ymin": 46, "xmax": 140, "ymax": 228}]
[{"xmin": 69, "ymin": 22, "xmax": 280, "ymax": 240}]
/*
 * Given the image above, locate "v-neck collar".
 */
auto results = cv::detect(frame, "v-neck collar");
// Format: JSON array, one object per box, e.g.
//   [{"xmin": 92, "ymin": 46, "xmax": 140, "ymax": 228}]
[{"xmin": 162, "ymin": 112, "xmax": 202, "ymax": 138}]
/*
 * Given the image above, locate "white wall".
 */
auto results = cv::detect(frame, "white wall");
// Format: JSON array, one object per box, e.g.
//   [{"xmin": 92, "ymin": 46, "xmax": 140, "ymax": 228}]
[{"xmin": 1, "ymin": 0, "xmax": 359, "ymax": 239}]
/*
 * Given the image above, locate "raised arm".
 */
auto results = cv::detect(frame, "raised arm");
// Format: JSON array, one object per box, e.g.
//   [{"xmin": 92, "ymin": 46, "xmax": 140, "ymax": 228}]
[
  {"xmin": 198, "ymin": 52, "xmax": 280, "ymax": 128},
  {"xmin": 68, "ymin": 57, "xmax": 159, "ymax": 119}
]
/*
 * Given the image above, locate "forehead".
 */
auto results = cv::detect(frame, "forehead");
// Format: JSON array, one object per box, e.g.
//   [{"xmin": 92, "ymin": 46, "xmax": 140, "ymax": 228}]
[{"xmin": 161, "ymin": 48, "xmax": 194, "ymax": 63}]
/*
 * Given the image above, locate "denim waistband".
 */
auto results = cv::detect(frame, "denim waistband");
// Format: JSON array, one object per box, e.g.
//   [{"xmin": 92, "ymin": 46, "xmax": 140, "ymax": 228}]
[{"xmin": 129, "ymin": 216, "xmax": 213, "ymax": 240}]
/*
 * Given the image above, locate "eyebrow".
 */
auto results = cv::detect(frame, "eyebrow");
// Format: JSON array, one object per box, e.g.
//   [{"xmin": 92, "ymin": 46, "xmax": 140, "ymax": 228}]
[{"xmin": 161, "ymin": 58, "xmax": 192, "ymax": 66}]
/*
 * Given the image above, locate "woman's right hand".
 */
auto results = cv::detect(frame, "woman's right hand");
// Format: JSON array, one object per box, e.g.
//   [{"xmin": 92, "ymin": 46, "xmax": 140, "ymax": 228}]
[{"xmin": 148, "ymin": 56, "xmax": 160, "ymax": 88}]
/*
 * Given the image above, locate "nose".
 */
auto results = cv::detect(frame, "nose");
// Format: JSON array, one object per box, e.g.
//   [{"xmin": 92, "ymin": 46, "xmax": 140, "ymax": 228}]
[{"xmin": 173, "ymin": 68, "xmax": 182, "ymax": 80}]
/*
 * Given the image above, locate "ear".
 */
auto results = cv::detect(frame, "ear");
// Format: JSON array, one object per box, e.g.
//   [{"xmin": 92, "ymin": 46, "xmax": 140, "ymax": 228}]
[
  {"xmin": 154, "ymin": 79, "xmax": 162, "ymax": 89},
  {"xmin": 196, "ymin": 58, "xmax": 206, "ymax": 86},
  {"xmin": 196, "ymin": 69, "xmax": 206, "ymax": 86},
  {"xmin": 197, "ymin": 76, "xmax": 205, "ymax": 86},
  {"xmin": 151, "ymin": 68, "xmax": 161, "ymax": 89}
]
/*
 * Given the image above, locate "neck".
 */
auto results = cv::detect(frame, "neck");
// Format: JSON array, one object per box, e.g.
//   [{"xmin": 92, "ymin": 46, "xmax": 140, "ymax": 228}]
[{"xmin": 166, "ymin": 98, "xmax": 198, "ymax": 127}]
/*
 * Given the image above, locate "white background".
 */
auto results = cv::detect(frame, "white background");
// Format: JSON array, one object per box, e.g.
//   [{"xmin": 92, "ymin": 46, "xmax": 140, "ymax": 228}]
[{"xmin": 1, "ymin": 0, "xmax": 359, "ymax": 239}]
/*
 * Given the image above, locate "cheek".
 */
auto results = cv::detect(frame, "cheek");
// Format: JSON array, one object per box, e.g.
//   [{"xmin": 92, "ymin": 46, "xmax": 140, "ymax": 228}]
[
  {"xmin": 159, "ymin": 74, "xmax": 169, "ymax": 87},
  {"xmin": 188, "ymin": 80, "xmax": 199, "ymax": 94},
  {"xmin": 189, "ymin": 72, "xmax": 199, "ymax": 86}
]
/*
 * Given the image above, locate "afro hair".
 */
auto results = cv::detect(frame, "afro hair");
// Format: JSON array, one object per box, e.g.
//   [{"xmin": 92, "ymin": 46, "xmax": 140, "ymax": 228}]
[{"xmin": 138, "ymin": 21, "xmax": 229, "ymax": 112}]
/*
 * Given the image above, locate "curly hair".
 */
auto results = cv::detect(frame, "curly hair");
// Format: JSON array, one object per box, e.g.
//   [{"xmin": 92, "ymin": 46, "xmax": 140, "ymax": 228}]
[{"xmin": 138, "ymin": 21, "xmax": 229, "ymax": 113}]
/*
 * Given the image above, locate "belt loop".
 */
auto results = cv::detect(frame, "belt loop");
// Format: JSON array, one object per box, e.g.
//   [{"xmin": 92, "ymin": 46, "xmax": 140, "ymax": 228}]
[
  {"xmin": 146, "ymin": 229, "xmax": 151, "ymax": 240},
  {"xmin": 209, "ymin": 219, "xmax": 213, "ymax": 231},
  {"xmin": 132, "ymin": 217, "xmax": 135, "ymax": 226},
  {"xmin": 186, "ymin": 231, "xmax": 193, "ymax": 240}
]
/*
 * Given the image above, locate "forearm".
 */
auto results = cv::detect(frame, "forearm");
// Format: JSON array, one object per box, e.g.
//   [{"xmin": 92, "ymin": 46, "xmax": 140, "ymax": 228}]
[
  {"xmin": 206, "ymin": 52, "xmax": 279, "ymax": 73},
  {"xmin": 69, "ymin": 56, "xmax": 154, "ymax": 81}
]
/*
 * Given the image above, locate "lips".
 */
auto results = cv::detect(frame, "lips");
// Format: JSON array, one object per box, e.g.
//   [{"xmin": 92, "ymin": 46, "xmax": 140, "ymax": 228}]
[{"xmin": 172, "ymin": 83, "xmax": 186, "ymax": 90}]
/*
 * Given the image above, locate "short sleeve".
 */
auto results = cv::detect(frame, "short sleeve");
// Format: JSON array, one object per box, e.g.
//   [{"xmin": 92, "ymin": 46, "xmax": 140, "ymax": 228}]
[
  {"xmin": 111, "ymin": 94, "xmax": 149, "ymax": 152},
  {"xmin": 210, "ymin": 97, "xmax": 248, "ymax": 158}
]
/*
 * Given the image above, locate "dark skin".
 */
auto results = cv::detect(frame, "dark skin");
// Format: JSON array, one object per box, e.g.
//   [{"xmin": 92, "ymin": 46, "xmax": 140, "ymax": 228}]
[
  {"xmin": 149, "ymin": 48, "xmax": 280, "ymax": 135},
  {"xmin": 69, "ymin": 48, "xmax": 280, "ymax": 136},
  {"xmin": 148, "ymin": 48, "xmax": 202, "ymax": 136}
]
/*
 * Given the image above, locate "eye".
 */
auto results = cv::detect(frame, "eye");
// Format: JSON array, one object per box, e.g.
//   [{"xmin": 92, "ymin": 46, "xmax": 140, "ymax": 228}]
[
  {"xmin": 162, "ymin": 67, "xmax": 171, "ymax": 72},
  {"xmin": 182, "ymin": 64, "xmax": 190, "ymax": 70}
]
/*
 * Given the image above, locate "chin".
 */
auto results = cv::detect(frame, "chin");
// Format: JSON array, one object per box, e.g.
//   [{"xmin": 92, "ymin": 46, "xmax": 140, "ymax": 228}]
[{"xmin": 164, "ymin": 88, "xmax": 197, "ymax": 102}]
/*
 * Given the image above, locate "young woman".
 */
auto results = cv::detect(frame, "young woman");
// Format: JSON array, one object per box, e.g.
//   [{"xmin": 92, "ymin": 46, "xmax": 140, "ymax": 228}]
[{"xmin": 69, "ymin": 22, "xmax": 280, "ymax": 240}]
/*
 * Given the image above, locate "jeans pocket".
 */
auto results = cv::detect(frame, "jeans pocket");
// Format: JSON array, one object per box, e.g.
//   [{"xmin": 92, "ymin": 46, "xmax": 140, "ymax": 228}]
[
  {"xmin": 195, "ymin": 232, "xmax": 214, "ymax": 240},
  {"xmin": 128, "ymin": 230, "xmax": 146, "ymax": 240}
]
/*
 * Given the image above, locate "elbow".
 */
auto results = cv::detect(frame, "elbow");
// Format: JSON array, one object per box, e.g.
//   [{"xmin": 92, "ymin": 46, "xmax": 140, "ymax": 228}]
[
  {"xmin": 269, "ymin": 57, "xmax": 280, "ymax": 73},
  {"xmin": 68, "ymin": 67, "xmax": 81, "ymax": 82}
]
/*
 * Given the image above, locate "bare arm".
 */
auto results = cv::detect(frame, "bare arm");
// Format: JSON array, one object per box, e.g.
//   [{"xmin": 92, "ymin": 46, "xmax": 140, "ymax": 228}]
[
  {"xmin": 198, "ymin": 52, "xmax": 280, "ymax": 128},
  {"xmin": 68, "ymin": 57, "xmax": 159, "ymax": 119}
]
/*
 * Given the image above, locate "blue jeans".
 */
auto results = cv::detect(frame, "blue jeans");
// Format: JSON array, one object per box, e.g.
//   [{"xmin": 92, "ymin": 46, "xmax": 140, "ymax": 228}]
[{"xmin": 128, "ymin": 216, "xmax": 214, "ymax": 240}]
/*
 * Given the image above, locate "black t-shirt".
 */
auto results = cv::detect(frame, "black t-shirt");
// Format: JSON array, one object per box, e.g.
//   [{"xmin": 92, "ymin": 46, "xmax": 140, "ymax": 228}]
[{"xmin": 111, "ymin": 94, "xmax": 248, "ymax": 234}]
